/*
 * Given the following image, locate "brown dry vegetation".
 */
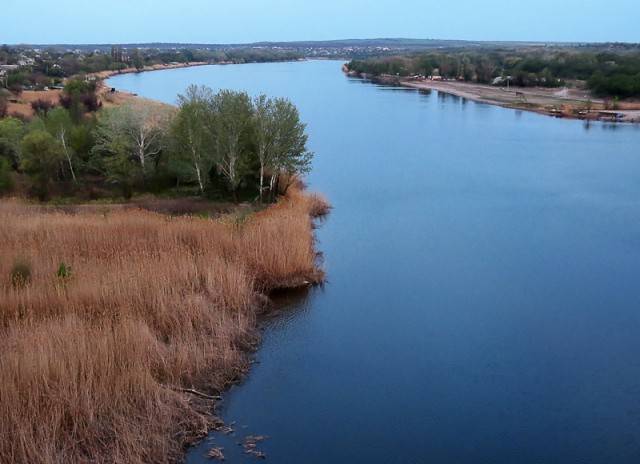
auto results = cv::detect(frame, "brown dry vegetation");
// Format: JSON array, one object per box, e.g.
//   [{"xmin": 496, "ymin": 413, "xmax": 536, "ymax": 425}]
[
  {"xmin": 0, "ymin": 188, "xmax": 329, "ymax": 464},
  {"xmin": 4, "ymin": 90, "xmax": 63, "ymax": 119}
]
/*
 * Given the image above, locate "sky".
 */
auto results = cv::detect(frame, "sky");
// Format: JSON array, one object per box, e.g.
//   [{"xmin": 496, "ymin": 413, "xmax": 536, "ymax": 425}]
[{"xmin": 4, "ymin": 0, "xmax": 639, "ymax": 45}]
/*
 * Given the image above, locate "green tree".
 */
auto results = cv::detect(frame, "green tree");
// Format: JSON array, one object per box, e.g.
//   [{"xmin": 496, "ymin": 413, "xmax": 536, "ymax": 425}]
[
  {"xmin": 0, "ymin": 116, "xmax": 26, "ymax": 168},
  {"xmin": 20, "ymin": 130, "xmax": 64, "ymax": 200},
  {"xmin": 60, "ymin": 79, "xmax": 99, "ymax": 122},
  {"xmin": 40, "ymin": 107, "xmax": 79, "ymax": 182},
  {"xmin": 0, "ymin": 156, "xmax": 14, "ymax": 194},
  {"xmin": 103, "ymin": 136, "xmax": 138, "ymax": 199},
  {"xmin": 172, "ymin": 85, "xmax": 214, "ymax": 194},
  {"xmin": 208, "ymin": 90, "xmax": 253, "ymax": 201},
  {"xmin": 94, "ymin": 100, "xmax": 173, "ymax": 179},
  {"xmin": 132, "ymin": 48, "xmax": 144, "ymax": 71},
  {"xmin": 253, "ymin": 95, "xmax": 313, "ymax": 203}
]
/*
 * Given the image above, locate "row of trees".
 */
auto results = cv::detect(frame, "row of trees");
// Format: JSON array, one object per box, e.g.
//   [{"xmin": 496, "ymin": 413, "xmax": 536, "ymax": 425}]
[
  {"xmin": 0, "ymin": 45, "xmax": 303, "ymax": 91},
  {"xmin": 346, "ymin": 47, "xmax": 640, "ymax": 97},
  {"xmin": 0, "ymin": 84, "xmax": 313, "ymax": 203}
]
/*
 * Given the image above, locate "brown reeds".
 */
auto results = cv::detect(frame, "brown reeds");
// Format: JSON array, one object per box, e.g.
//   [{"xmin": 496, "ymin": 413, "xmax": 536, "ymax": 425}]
[{"xmin": 0, "ymin": 188, "xmax": 327, "ymax": 464}]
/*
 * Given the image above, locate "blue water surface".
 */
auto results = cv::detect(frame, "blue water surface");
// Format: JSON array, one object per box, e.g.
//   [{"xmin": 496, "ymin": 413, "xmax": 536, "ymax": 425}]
[{"xmin": 108, "ymin": 61, "xmax": 640, "ymax": 463}]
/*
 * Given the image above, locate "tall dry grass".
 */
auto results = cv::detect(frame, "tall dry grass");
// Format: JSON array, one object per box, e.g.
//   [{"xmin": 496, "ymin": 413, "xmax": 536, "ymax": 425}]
[{"xmin": 0, "ymin": 188, "xmax": 328, "ymax": 464}]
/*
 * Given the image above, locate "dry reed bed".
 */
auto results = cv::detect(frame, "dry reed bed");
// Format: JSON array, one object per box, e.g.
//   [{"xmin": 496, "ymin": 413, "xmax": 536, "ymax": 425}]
[{"xmin": 0, "ymin": 190, "xmax": 329, "ymax": 464}]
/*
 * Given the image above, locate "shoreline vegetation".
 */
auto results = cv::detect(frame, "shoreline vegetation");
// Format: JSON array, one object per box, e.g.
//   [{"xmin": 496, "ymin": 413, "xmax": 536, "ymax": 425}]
[
  {"xmin": 0, "ymin": 60, "xmax": 331, "ymax": 463},
  {"xmin": 3, "ymin": 60, "xmax": 303, "ymax": 119},
  {"xmin": 342, "ymin": 44, "xmax": 640, "ymax": 123},
  {"xmin": 344, "ymin": 68, "xmax": 640, "ymax": 123},
  {"xmin": 0, "ymin": 182, "xmax": 330, "ymax": 464}
]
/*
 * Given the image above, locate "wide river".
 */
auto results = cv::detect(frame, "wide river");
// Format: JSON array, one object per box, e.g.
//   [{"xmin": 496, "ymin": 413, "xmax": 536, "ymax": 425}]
[{"xmin": 108, "ymin": 60, "xmax": 640, "ymax": 463}]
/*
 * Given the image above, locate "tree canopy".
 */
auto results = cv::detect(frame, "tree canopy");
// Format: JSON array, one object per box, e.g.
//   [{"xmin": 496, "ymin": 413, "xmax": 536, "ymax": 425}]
[{"xmin": 0, "ymin": 86, "xmax": 313, "ymax": 203}]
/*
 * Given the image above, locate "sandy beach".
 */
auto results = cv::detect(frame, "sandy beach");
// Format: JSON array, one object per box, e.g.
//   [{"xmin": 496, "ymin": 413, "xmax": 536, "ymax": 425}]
[{"xmin": 400, "ymin": 79, "xmax": 640, "ymax": 122}]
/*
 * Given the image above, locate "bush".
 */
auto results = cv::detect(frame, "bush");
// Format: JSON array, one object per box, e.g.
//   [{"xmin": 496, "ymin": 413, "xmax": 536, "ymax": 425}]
[
  {"xmin": 11, "ymin": 255, "xmax": 32, "ymax": 287},
  {"xmin": 56, "ymin": 261, "xmax": 72, "ymax": 279},
  {"xmin": 0, "ymin": 157, "xmax": 14, "ymax": 194}
]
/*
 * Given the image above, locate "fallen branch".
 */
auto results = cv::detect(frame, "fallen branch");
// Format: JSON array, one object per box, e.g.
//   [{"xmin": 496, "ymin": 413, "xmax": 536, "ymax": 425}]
[{"xmin": 173, "ymin": 387, "xmax": 221, "ymax": 400}]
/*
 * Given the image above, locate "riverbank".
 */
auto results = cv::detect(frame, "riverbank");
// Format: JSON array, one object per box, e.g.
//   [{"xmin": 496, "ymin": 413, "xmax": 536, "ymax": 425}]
[
  {"xmin": 402, "ymin": 79, "xmax": 640, "ymax": 122},
  {"xmin": 346, "ymin": 70, "xmax": 640, "ymax": 123},
  {"xmin": 92, "ymin": 61, "xmax": 210, "ymax": 81},
  {"xmin": 0, "ymin": 186, "xmax": 329, "ymax": 464}
]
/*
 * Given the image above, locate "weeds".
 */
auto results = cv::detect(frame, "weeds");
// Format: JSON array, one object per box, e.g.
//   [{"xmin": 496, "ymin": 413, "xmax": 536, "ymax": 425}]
[
  {"xmin": 11, "ymin": 255, "xmax": 31, "ymax": 288},
  {"xmin": 0, "ymin": 185, "xmax": 328, "ymax": 464},
  {"xmin": 55, "ymin": 261, "xmax": 72, "ymax": 279}
]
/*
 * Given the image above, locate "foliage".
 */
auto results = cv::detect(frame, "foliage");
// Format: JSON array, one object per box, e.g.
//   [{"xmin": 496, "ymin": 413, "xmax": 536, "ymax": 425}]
[
  {"xmin": 59, "ymin": 79, "xmax": 100, "ymax": 121},
  {"xmin": 20, "ymin": 130, "xmax": 65, "ymax": 200},
  {"xmin": 169, "ymin": 87, "xmax": 313, "ymax": 203},
  {"xmin": 0, "ymin": 157, "xmax": 14, "ymax": 194},
  {"xmin": 253, "ymin": 94, "xmax": 313, "ymax": 203},
  {"xmin": 0, "ymin": 81, "xmax": 312, "ymax": 202},
  {"xmin": 30, "ymin": 98, "xmax": 55, "ymax": 115},
  {"xmin": 0, "ymin": 116, "xmax": 26, "ymax": 168},
  {"xmin": 0, "ymin": 94, "xmax": 7, "ymax": 119},
  {"xmin": 171, "ymin": 84, "xmax": 214, "ymax": 194},
  {"xmin": 208, "ymin": 89, "xmax": 254, "ymax": 200},
  {"xmin": 347, "ymin": 48, "xmax": 640, "ymax": 97},
  {"xmin": 55, "ymin": 261, "xmax": 72, "ymax": 279},
  {"xmin": 93, "ymin": 100, "xmax": 173, "ymax": 181}
]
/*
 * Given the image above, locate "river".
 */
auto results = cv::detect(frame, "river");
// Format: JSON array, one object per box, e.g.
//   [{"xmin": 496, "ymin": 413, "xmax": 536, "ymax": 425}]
[{"xmin": 107, "ymin": 61, "xmax": 640, "ymax": 463}]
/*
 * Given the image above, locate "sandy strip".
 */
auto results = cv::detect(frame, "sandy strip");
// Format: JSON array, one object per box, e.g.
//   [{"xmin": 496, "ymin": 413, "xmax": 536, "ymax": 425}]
[{"xmin": 400, "ymin": 79, "xmax": 640, "ymax": 122}]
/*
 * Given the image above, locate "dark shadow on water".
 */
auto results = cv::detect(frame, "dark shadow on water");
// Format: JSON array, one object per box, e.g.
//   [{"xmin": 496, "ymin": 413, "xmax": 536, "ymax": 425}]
[
  {"xmin": 438, "ymin": 91, "xmax": 461, "ymax": 103},
  {"xmin": 601, "ymin": 121, "xmax": 622, "ymax": 131},
  {"xmin": 266, "ymin": 285, "xmax": 316, "ymax": 319}
]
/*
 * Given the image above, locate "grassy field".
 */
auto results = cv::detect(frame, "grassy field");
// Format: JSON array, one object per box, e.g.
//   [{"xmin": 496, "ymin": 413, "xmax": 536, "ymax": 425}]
[{"xmin": 0, "ymin": 187, "xmax": 329, "ymax": 463}]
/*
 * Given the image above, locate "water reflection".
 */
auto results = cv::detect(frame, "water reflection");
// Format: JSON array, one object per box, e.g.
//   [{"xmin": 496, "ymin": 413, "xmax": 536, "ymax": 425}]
[
  {"xmin": 437, "ymin": 91, "xmax": 461, "ymax": 103},
  {"xmin": 265, "ymin": 286, "xmax": 316, "ymax": 324},
  {"xmin": 602, "ymin": 122, "xmax": 622, "ymax": 131}
]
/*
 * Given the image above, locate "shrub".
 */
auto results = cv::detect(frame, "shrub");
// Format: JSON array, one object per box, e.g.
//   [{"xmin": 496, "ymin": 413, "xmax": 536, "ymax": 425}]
[
  {"xmin": 55, "ymin": 261, "xmax": 72, "ymax": 279},
  {"xmin": 11, "ymin": 255, "xmax": 32, "ymax": 287},
  {"xmin": 0, "ymin": 157, "xmax": 14, "ymax": 194}
]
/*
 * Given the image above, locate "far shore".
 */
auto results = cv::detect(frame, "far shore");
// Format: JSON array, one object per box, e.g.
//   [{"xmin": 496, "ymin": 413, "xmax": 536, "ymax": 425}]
[
  {"xmin": 91, "ymin": 61, "xmax": 210, "ymax": 81},
  {"xmin": 403, "ymin": 79, "xmax": 640, "ymax": 123},
  {"xmin": 350, "ymin": 72, "xmax": 640, "ymax": 123}
]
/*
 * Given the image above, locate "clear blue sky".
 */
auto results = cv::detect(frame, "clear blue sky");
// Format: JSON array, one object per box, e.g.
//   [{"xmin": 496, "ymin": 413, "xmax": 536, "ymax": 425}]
[{"xmin": 5, "ymin": 0, "xmax": 639, "ymax": 44}]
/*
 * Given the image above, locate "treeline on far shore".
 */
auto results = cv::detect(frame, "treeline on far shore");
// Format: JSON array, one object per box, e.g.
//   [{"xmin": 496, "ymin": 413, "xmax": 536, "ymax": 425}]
[
  {"xmin": 0, "ymin": 44, "xmax": 302, "ymax": 91},
  {"xmin": 346, "ymin": 46, "xmax": 640, "ymax": 98},
  {"xmin": 0, "ymin": 80, "xmax": 313, "ymax": 204}
]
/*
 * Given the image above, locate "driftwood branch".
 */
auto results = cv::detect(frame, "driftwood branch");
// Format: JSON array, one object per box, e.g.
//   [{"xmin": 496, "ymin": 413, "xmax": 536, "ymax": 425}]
[{"xmin": 173, "ymin": 387, "xmax": 221, "ymax": 400}]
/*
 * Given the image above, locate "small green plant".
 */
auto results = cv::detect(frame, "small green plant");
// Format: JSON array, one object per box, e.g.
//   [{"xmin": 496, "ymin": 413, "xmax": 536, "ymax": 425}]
[
  {"xmin": 11, "ymin": 256, "xmax": 32, "ymax": 288},
  {"xmin": 192, "ymin": 211, "xmax": 211, "ymax": 220},
  {"xmin": 56, "ymin": 261, "xmax": 72, "ymax": 279}
]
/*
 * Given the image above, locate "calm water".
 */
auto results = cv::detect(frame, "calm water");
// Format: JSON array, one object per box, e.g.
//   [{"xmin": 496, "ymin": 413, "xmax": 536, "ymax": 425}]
[{"xmin": 108, "ymin": 61, "xmax": 640, "ymax": 463}]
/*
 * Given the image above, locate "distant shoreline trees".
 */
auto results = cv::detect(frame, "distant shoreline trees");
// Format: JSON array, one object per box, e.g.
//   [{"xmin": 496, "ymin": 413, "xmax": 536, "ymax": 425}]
[{"xmin": 346, "ymin": 48, "xmax": 640, "ymax": 98}]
